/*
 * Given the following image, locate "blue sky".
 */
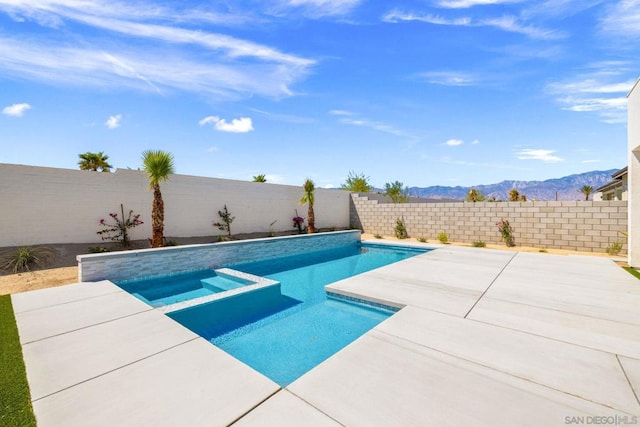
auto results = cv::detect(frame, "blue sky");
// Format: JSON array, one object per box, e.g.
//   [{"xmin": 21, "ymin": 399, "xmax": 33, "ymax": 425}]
[{"xmin": 0, "ymin": 0, "xmax": 637, "ymax": 188}]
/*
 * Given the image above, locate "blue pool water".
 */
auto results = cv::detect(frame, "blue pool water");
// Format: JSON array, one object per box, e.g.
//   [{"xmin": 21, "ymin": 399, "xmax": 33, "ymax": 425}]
[{"xmin": 167, "ymin": 243, "xmax": 428, "ymax": 386}]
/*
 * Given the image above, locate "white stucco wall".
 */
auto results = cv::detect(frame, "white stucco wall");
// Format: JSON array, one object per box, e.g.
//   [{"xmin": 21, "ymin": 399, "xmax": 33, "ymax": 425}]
[
  {"xmin": 628, "ymin": 78, "xmax": 640, "ymax": 266},
  {"xmin": 0, "ymin": 164, "xmax": 350, "ymax": 247}
]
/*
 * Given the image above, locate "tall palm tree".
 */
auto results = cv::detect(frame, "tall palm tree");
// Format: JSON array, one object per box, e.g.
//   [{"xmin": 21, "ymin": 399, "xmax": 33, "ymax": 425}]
[
  {"xmin": 252, "ymin": 174, "xmax": 267, "ymax": 183},
  {"xmin": 78, "ymin": 151, "xmax": 112, "ymax": 172},
  {"xmin": 142, "ymin": 150, "xmax": 175, "ymax": 248},
  {"xmin": 579, "ymin": 185, "xmax": 593, "ymax": 201},
  {"xmin": 300, "ymin": 178, "xmax": 316, "ymax": 234}
]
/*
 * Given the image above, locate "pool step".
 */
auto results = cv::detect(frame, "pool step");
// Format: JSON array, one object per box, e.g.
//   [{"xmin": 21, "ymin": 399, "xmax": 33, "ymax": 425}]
[
  {"xmin": 201, "ymin": 276, "xmax": 246, "ymax": 292},
  {"xmin": 157, "ymin": 268, "xmax": 280, "ymax": 314}
]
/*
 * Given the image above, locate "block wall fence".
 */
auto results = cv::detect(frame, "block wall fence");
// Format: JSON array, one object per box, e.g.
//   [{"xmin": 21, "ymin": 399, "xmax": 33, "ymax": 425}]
[
  {"xmin": 0, "ymin": 164, "xmax": 351, "ymax": 247},
  {"xmin": 350, "ymin": 194, "xmax": 628, "ymax": 254}
]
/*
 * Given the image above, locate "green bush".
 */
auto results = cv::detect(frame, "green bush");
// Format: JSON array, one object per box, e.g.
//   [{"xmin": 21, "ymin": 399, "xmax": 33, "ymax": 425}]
[
  {"xmin": 606, "ymin": 241, "xmax": 623, "ymax": 256},
  {"xmin": 394, "ymin": 218, "xmax": 408, "ymax": 239},
  {"xmin": 374, "ymin": 234, "xmax": 382, "ymax": 239},
  {"xmin": 0, "ymin": 247, "xmax": 51, "ymax": 273},
  {"xmin": 472, "ymin": 240, "xmax": 486, "ymax": 248},
  {"xmin": 417, "ymin": 237, "xmax": 427, "ymax": 243},
  {"xmin": 437, "ymin": 232, "xmax": 449, "ymax": 244},
  {"xmin": 88, "ymin": 246, "xmax": 110, "ymax": 253}
]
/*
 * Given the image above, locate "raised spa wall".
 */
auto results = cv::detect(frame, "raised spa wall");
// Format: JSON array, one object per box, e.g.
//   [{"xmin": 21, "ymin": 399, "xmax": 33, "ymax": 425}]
[{"xmin": 77, "ymin": 230, "xmax": 361, "ymax": 283}]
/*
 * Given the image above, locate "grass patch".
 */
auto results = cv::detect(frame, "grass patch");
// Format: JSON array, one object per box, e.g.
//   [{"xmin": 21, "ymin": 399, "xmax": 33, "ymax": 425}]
[
  {"xmin": 623, "ymin": 267, "xmax": 640, "ymax": 280},
  {"xmin": 0, "ymin": 295, "xmax": 36, "ymax": 427}
]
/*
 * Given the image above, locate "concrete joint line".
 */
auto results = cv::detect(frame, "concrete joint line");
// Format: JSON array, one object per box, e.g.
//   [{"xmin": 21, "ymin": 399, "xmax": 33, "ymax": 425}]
[
  {"xmin": 31, "ymin": 336, "xmax": 200, "ymax": 402},
  {"xmin": 227, "ymin": 388, "xmax": 283, "ymax": 426},
  {"xmin": 284, "ymin": 390, "xmax": 347, "ymax": 427},
  {"xmin": 617, "ymin": 355, "xmax": 640, "ymax": 407},
  {"xmin": 463, "ymin": 251, "xmax": 519, "ymax": 319}
]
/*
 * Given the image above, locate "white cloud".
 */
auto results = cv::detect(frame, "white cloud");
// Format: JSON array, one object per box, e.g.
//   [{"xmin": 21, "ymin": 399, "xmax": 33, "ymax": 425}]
[
  {"xmin": 382, "ymin": 10, "xmax": 563, "ymax": 40},
  {"xmin": 600, "ymin": 0, "xmax": 640, "ymax": 39},
  {"xmin": 515, "ymin": 149, "xmax": 564, "ymax": 162},
  {"xmin": 207, "ymin": 146, "xmax": 219, "ymax": 152},
  {"xmin": 329, "ymin": 110, "xmax": 417, "ymax": 140},
  {"xmin": 105, "ymin": 113, "xmax": 122, "ymax": 129},
  {"xmin": 0, "ymin": 1, "xmax": 315, "ymax": 99},
  {"xmin": 417, "ymin": 71, "xmax": 476, "ymax": 86},
  {"xmin": 547, "ymin": 69, "xmax": 633, "ymax": 124},
  {"xmin": 2, "ymin": 102, "xmax": 31, "ymax": 117},
  {"xmin": 445, "ymin": 139, "xmax": 464, "ymax": 146},
  {"xmin": 437, "ymin": 0, "xmax": 524, "ymax": 8},
  {"xmin": 269, "ymin": 0, "xmax": 361, "ymax": 18},
  {"xmin": 471, "ymin": 139, "xmax": 480, "ymax": 144},
  {"xmin": 199, "ymin": 116, "xmax": 254, "ymax": 133}
]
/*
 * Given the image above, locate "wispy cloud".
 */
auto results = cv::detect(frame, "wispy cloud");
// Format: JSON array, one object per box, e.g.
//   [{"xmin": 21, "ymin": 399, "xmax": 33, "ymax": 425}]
[
  {"xmin": 471, "ymin": 139, "xmax": 480, "ymax": 144},
  {"xmin": 105, "ymin": 114, "xmax": 122, "ymax": 129},
  {"xmin": 445, "ymin": 139, "xmax": 464, "ymax": 146},
  {"xmin": 329, "ymin": 110, "xmax": 417, "ymax": 140},
  {"xmin": 416, "ymin": 71, "xmax": 477, "ymax": 86},
  {"xmin": 2, "ymin": 102, "xmax": 31, "ymax": 117},
  {"xmin": 382, "ymin": 10, "xmax": 563, "ymax": 40},
  {"xmin": 0, "ymin": 1, "xmax": 315, "ymax": 99},
  {"xmin": 599, "ymin": 0, "xmax": 640, "ymax": 39},
  {"xmin": 249, "ymin": 108, "xmax": 315, "ymax": 124},
  {"xmin": 200, "ymin": 116, "xmax": 254, "ymax": 133},
  {"xmin": 547, "ymin": 68, "xmax": 633, "ymax": 124},
  {"xmin": 515, "ymin": 148, "xmax": 564, "ymax": 162},
  {"xmin": 269, "ymin": 0, "xmax": 362, "ymax": 18},
  {"xmin": 437, "ymin": 0, "xmax": 524, "ymax": 9}
]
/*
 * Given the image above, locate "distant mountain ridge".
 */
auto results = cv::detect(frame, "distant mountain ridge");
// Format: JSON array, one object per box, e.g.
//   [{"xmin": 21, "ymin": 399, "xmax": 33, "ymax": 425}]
[{"xmin": 407, "ymin": 169, "xmax": 618, "ymax": 201}]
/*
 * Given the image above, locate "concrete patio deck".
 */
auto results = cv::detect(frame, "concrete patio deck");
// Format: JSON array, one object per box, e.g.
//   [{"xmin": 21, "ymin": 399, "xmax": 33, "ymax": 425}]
[{"xmin": 11, "ymin": 241, "xmax": 640, "ymax": 426}]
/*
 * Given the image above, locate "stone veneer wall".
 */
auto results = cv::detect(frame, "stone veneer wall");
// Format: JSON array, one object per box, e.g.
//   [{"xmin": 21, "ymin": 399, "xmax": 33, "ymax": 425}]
[
  {"xmin": 78, "ymin": 230, "xmax": 360, "ymax": 282},
  {"xmin": 350, "ymin": 194, "xmax": 627, "ymax": 254}
]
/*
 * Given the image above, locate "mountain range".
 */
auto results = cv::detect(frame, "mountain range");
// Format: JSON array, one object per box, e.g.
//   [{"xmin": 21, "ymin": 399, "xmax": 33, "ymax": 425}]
[{"xmin": 406, "ymin": 169, "xmax": 618, "ymax": 201}]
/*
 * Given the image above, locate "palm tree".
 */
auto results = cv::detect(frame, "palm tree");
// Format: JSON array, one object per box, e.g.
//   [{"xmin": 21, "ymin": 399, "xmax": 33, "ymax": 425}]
[
  {"xmin": 252, "ymin": 174, "xmax": 267, "ymax": 183},
  {"xmin": 142, "ymin": 150, "xmax": 175, "ymax": 248},
  {"xmin": 508, "ymin": 189, "xmax": 520, "ymax": 202},
  {"xmin": 579, "ymin": 185, "xmax": 593, "ymax": 201},
  {"xmin": 300, "ymin": 178, "xmax": 316, "ymax": 234},
  {"xmin": 78, "ymin": 151, "xmax": 112, "ymax": 172}
]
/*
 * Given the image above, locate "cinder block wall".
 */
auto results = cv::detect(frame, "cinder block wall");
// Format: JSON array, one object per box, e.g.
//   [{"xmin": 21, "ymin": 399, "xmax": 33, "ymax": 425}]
[
  {"xmin": 351, "ymin": 194, "xmax": 628, "ymax": 254},
  {"xmin": 0, "ymin": 164, "xmax": 350, "ymax": 247}
]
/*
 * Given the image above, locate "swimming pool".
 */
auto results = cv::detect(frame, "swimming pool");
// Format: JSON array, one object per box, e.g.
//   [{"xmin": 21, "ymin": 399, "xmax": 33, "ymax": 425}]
[{"xmin": 166, "ymin": 242, "xmax": 429, "ymax": 385}]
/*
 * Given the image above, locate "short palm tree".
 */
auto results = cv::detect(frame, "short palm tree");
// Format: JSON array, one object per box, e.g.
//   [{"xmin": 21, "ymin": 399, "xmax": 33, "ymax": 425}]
[
  {"xmin": 579, "ymin": 185, "xmax": 593, "ymax": 201},
  {"xmin": 300, "ymin": 179, "xmax": 316, "ymax": 234},
  {"xmin": 508, "ymin": 189, "xmax": 520, "ymax": 202},
  {"xmin": 78, "ymin": 151, "xmax": 112, "ymax": 172},
  {"xmin": 142, "ymin": 150, "xmax": 175, "ymax": 248},
  {"xmin": 252, "ymin": 174, "xmax": 267, "ymax": 183}
]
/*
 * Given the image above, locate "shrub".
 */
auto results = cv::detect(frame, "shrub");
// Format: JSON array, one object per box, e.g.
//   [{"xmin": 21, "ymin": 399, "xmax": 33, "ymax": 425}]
[
  {"xmin": 606, "ymin": 241, "xmax": 623, "ymax": 256},
  {"xmin": 496, "ymin": 219, "xmax": 515, "ymax": 247},
  {"xmin": 472, "ymin": 240, "xmax": 486, "ymax": 248},
  {"xmin": 96, "ymin": 204, "xmax": 143, "ymax": 248},
  {"xmin": 437, "ymin": 232, "xmax": 449, "ymax": 244},
  {"xmin": 0, "ymin": 247, "xmax": 52, "ymax": 273},
  {"xmin": 417, "ymin": 237, "xmax": 427, "ymax": 243},
  {"xmin": 539, "ymin": 248, "xmax": 548, "ymax": 253},
  {"xmin": 213, "ymin": 205, "xmax": 235, "ymax": 238},
  {"xmin": 268, "ymin": 220, "xmax": 278, "ymax": 237},
  {"xmin": 374, "ymin": 234, "xmax": 382, "ymax": 239},
  {"xmin": 394, "ymin": 217, "xmax": 408, "ymax": 239},
  {"xmin": 88, "ymin": 246, "xmax": 110, "ymax": 253},
  {"xmin": 293, "ymin": 211, "xmax": 305, "ymax": 234}
]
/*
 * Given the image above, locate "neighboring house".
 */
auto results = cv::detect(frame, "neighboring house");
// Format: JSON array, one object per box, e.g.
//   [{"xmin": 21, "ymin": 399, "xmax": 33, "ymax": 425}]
[{"xmin": 594, "ymin": 167, "xmax": 628, "ymax": 201}]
